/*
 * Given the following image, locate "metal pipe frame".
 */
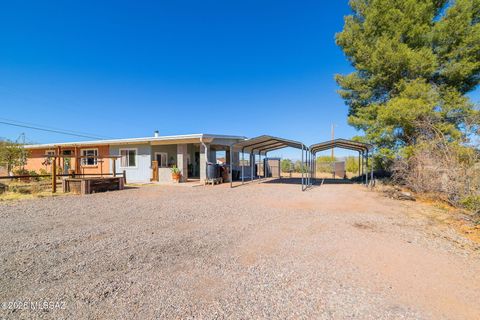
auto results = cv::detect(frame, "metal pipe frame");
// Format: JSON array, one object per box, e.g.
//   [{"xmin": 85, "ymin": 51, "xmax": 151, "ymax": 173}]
[
  {"xmin": 251, "ymin": 153, "xmax": 254, "ymax": 182},
  {"xmin": 365, "ymin": 150, "xmax": 369, "ymax": 186},
  {"xmin": 301, "ymin": 145, "xmax": 304, "ymax": 191},
  {"xmin": 230, "ymin": 144, "xmax": 234, "ymax": 188},
  {"xmin": 370, "ymin": 151, "xmax": 374, "ymax": 187},
  {"xmin": 241, "ymin": 148, "xmax": 245, "ymax": 184}
]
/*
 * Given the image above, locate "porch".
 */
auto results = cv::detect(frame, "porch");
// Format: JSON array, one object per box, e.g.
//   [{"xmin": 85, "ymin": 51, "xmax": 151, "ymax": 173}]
[{"xmin": 150, "ymin": 138, "xmax": 240, "ymax": 183}]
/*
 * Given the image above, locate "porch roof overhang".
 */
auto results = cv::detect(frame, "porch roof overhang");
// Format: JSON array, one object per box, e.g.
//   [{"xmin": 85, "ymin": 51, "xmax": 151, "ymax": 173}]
[
  {"xmin": 23, "ymin": 133, "xmax": 247, "ymax": 149},
  {"xmin": 309, "ymin": 139, "xmax": 372, "ymax": 154},
  {"xmin": 232, "ymin": 135, "xmax": 307, "ymax": 155}
]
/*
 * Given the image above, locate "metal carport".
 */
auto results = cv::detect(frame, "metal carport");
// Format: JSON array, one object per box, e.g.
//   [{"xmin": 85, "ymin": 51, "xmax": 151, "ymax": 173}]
[
  {"xmin": 309, "ymin": 139, "xmax": 373, "ymax": 186},
  {"xmin": 229, "ymin": 135, "xmax": 311, "ymax": 191}
]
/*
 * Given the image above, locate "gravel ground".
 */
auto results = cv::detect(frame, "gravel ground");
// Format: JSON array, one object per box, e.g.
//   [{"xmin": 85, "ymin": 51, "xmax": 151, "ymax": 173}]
[{"xmin": 0, "ymin": 182, "xmax": 479, "ymax": 319}]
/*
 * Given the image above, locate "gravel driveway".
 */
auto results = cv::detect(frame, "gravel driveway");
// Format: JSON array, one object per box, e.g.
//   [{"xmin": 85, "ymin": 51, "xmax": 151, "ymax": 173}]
[{"xmin": 1, "ymin": 182, "xmax": 479, "ymax": 319}]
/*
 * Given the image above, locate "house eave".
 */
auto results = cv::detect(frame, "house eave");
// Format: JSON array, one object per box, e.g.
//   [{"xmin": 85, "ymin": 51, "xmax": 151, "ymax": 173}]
[{"xmin": 23, "ymin": 133, "xmax": 247, "ymax": 149}]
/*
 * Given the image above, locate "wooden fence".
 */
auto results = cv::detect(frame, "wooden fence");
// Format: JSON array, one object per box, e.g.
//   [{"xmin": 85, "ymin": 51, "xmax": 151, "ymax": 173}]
[{"xmin": 0, "ymin": 170, "xmax": 127, "ymax": 193}]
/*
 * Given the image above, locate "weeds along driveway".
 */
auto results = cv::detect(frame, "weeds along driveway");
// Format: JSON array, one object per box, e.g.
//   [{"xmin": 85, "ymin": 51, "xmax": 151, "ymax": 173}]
[{"xmin": 0, "ymin": 183, "xmax": 479, "ymax": 319}]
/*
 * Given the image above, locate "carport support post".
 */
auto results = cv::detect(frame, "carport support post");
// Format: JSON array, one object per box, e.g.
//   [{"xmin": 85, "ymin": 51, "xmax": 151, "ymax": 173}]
[
  {"xmin": 309, "ymin": 151, "xmax": 312, "ymax": 186},
  {"xmin": 264, "ymin": 152, "xmax": 268, "ymax": 178},
  {"xmin": 301, "ymin": 145, "xmax": 304, "ymax": 191},
  {"xmin": 251, "ymin": 153, "xmax": 254, "ymax": 182},
  {"xmin": 361, "ymin": 151, "xmax": 364, "ymax": 177},
  {"xmin": 358, "ymin": 151, "xmax": 361, "ymax": 177},
  {"xmin": 306, "ymin": 150, "xmax": 308, "ymax": 186},
  {"xmin": 370, "ymin": 152, "xmax": 374, "ymax": 187},
  {"xmin": 307, "ymin": 150, "xmax": 310, "ymax": 186},
  {"xmin": 365, "ymin": 150, "xmax": 369, "ymax": 186},
  {"xmin": 241, "ymin": 149, "xmax": 244, "ymax": 184},
  {"xmin": 258, "ymin": 151, "xmax": 261, "ymax": 180},
  {"xmin": 230, "ymin": 145, "xmax": 233, "ymax": 188},
  {"xmin": 311, "ymin": 151, "xmax": 313, "ymax": 186},
  {"xmin": 310, "ymin": 151, "xmax": 313, "ymax": 186}
]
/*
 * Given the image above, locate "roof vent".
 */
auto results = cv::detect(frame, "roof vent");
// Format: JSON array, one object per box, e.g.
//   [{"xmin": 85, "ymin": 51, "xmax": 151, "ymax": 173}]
[{"xmin": 154, "ymin": 130, "xmax": 159, "ymax": 137}]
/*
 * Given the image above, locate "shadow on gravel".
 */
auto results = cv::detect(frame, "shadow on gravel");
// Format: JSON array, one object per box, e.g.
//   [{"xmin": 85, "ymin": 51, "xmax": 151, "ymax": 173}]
[{"xmin": 261, "ymin": 178, "xmax": 357, "ymax": 185}]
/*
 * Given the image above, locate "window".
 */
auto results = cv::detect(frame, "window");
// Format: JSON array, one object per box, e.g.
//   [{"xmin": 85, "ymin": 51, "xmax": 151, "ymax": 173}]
[
  {"xmin": 155, "ymin": 152, "xmax": 168, "ymax": 168},
  {"xmin": 81, "ymin": 149, "xmax": 98, "ymax": 166},
  {"xmin": 120, "ymin": 149, "xmax": 137, "ymax": 168},
  {"xmin": 45, "ymin": 150, "xmax": 55, "ymax": 157}
]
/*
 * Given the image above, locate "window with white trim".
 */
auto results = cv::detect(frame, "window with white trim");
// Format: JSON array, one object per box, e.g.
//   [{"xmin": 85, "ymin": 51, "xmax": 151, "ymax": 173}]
[
  {"xmin": 81, "ymin": 149, "xmax": 98, "ymax": 166},
  {"xmin": 120, "ymin": 149, "xmax": 136, "ymax": 167},
  {"xmin": 156, "ymin": 152, "xmax": 168, "ymax": 168}
]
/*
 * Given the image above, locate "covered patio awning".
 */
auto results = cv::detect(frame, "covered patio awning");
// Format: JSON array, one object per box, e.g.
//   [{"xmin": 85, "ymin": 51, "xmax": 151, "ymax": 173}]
[
  {"xmin": 310, "ymin": 138, "xmax": 372, "ymax": 154},
  {"xmin": 233, "ymin": 135, "xmax": 307, "ymax": 155}
]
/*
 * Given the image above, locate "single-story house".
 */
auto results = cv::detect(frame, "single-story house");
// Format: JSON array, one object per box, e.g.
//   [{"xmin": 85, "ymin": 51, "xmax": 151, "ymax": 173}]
[{"xmin": 23, "ymin": 133, "xmax": 246, "ymax": 183}]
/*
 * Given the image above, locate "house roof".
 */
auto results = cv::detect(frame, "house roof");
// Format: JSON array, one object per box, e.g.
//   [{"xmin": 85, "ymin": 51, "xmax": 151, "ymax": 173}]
[{"xmin": 24, "ymin": 133, "xmax": 247, "ymax": 149}]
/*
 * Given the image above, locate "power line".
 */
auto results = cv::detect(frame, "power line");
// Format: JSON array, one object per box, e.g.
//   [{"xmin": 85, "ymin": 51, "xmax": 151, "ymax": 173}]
[
  {"xmin": 0, "ymin": 117, "xmax": 116, "ymax": 140},
  {"xmin": 0, "ymin": 121, "xmax": 111, "ymax": 140}
]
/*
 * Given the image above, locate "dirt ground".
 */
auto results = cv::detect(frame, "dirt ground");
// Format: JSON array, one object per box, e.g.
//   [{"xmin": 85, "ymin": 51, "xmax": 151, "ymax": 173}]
[{"xmin": 0, "ymin": 181, "xmax": 479, "ymax": 319}]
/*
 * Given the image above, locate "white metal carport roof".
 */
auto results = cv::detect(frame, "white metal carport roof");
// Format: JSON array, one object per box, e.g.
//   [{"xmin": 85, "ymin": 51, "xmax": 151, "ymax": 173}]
[
  {"xmin": 230, "ymin": 135, "xmax": 311, "ymax": 191},
  {"xmin": 232, "ymin": 135, "xmax": 307, "ymax": 155}
]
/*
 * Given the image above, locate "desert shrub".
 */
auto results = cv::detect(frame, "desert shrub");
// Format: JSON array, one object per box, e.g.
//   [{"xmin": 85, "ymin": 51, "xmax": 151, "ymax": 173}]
[
  {"xmin": 393, "ymin": 137, "xmax": 479, "ymax": 208},
  {"xmin": 460, "ymin": 196, "xmax": 480, "ymax": 215},
  {"xmin": 30, "ymin": 182, "xmax": 49, "ymax": 194},
  {"xmin": 13, "ymin": 168, "xmax": 40, "ymax": 181},
  {"xmin": 8, "ymin": 184, "xmax": 32, "ymax": 194},
  {"xmin": 281, "ymin": 159, "xmax": 293, "ymax": 172},
  {"xmin": 38, "ymin": 168, "xmax": 50, "ymax": 180}
]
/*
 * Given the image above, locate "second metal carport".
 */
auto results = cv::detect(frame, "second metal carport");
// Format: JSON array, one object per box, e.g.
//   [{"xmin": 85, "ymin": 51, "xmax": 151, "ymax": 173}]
[
  {"xmin": 229, "ymin": 135, "xmax": 311, "ymax": 191},
  {"xmin": 309, "ymin": 139, "xmax": 373, "ymax": 186}
]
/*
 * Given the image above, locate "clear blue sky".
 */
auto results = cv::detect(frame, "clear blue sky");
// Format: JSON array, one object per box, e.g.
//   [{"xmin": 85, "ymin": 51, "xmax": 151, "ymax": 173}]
[{"xmin": 0, "ymin": 1, "xmax": 477, "ymax": 159}]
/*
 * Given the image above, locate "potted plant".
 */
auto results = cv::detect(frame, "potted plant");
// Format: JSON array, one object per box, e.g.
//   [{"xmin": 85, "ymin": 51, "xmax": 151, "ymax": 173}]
[{"xmin": 171, "ymin": 165, "xmax": 181, "ymax": 182}]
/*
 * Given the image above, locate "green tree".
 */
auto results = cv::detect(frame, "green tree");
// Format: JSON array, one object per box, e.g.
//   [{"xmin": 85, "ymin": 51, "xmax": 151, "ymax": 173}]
[
  {"xmin": 281, "ymin": 159, "xmax": 293, "ymax": 172},
  {"xmin": 345, "ymin": 156, "xmax": 359, "ymax": 173},
  {"xmin": 293, "ymin": 160, "xmax": 308, "ymax": 173},
  {"xmin": 336, "ymin": 0, "xmax": 480, "ymax": 165},
  {"xmin": 316, "ymin": 156, "xmax": 335, "ymax": 173},
  {"xmin": 0, "ymin": 140, "xmax": 28, "ymax": 175}
]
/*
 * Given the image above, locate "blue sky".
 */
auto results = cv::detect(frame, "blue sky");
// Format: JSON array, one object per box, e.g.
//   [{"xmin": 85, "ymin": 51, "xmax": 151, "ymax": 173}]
[{"xmin": 0, "ymin": 1, "xmax": 478, "ymax": 159}]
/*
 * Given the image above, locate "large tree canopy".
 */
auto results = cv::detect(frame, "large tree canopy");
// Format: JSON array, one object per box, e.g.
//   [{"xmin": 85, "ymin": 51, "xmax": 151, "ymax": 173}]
[{"xmin": 336, "ymin": 0, "xmax": 480, "ymax": 159}]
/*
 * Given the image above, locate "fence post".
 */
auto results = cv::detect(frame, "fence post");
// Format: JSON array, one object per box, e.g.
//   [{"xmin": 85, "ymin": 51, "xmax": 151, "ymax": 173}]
[
  {"xmin": 52, "ymin": 158, "xmax": 57, "ymax": 193},
  {"xmin": 123, "ymin": 170, "xmax": 127, "ymax": 185},
  {"xmin": 151, "ymin": 160, "xmax": 158, "ymax": 181}
]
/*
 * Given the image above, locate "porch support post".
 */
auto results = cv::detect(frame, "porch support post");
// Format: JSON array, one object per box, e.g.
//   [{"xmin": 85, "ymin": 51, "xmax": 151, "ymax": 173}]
[
  {"xmin": 177, "ymin": 144, "xmax": 188, "ymax": 182},
  {"xmin": 200, "ymin": 142, "xmax": 209, "ymax": 182}
]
